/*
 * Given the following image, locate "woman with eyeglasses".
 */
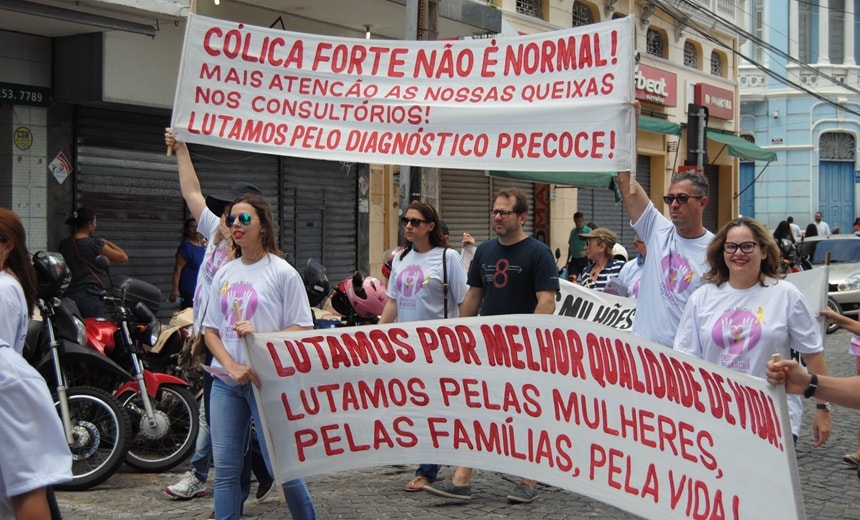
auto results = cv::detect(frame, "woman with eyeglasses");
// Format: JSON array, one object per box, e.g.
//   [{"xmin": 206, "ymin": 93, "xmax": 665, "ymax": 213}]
[
  {"xmin": 57, "ymin": 207, "xmax": 128, "ymax": 318},
  {"xmin": 379, "ymin": 201, "xmax": 468, "ymax": 492},
  {"xmin": 202, "ymin": 194, "xmax": 317, "ymax": 520},
  {"xmin": 673, "ymin": 217, "xmax": 831, "ymax": 447}
]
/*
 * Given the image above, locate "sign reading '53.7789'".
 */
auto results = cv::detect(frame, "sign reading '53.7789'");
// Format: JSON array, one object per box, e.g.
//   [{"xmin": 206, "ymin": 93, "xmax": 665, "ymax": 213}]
[{"xmin": 0, "ymin": 82, "xmax": 51, "ymax": 107}]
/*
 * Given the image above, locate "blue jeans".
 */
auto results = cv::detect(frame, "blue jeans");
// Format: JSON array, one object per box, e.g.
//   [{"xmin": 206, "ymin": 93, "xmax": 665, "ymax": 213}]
[
  {"xmin": 210, "ymin": 378, "xmax": 316, "ymax": 520},
  {"xmin": 415, "ymin": 464, "xmax": 440, "ymax": 481},
  {"xmin": 188, "ymin": 396, "xmax": 211, "ymax": 481}
]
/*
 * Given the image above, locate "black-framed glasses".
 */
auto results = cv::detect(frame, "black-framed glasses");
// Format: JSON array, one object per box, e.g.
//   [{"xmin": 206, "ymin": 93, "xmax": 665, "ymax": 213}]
[
  {"xmin": 724, "ymin": 241, "xmax": 758, "ymax": 254},
  {"xmin": 226, "ymin": 213, "xmax": 253, "ymax": 226},
  {"xmin": 400, "ymin": 217, "xmax": 428, "ymax": 227},
  {"xmin": 490, "ymin": 210, "xmax": 517, "ymax": 218},
  {"xmin": 662, "ymin": 194, "xmax": 704, "ymax": 205}
]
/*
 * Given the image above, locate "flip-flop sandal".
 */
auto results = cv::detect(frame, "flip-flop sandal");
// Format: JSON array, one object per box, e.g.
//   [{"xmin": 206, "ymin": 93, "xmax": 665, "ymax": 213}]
[{"xmin": 404, "ymin": 476, "xmax": 430, "ymax": 492}]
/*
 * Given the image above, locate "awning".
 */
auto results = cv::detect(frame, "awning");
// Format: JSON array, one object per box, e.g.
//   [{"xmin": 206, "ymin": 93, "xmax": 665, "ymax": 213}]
[
  {"xmin": 640, "ymin": 115, "xmax": 682, "ymax": 136},
  {"xmin": 707, "ymin": 131, "xmax": 777, "ymax": 162}
]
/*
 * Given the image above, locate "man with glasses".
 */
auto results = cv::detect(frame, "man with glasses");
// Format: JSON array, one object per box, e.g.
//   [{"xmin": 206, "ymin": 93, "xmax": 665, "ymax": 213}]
[
  {"xmin": 423, "ymin": 188, "xmax": 559, "ymax": 504},
  {"xmin": 616, "ymin": 170, "xmax": 713, "ymax": 346}
]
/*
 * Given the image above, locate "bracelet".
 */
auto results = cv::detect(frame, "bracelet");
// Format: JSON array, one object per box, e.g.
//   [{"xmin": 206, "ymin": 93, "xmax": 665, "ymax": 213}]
[{"xmin": 803, "ymin": 373, "xmax": 818, "ymax": 398}]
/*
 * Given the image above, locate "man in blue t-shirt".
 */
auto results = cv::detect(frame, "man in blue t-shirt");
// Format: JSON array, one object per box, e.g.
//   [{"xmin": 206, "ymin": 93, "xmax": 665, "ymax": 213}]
[{"xmin": 423, "ymin": 188, "xmax": 559, "ymax": 505}]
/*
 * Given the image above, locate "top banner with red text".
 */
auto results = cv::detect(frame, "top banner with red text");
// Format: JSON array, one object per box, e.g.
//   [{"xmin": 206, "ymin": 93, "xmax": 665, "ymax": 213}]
[
  {"xmin": 171, "ymin": 15, "xmax": 636, "ymax": 171},
  {"xmin": 246, "ymin": 314, "xmax": 804, "ymax": 520}
]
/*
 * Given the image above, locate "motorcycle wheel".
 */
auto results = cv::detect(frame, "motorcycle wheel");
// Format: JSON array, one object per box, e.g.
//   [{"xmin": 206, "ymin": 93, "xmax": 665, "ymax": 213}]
[
  {"xmin": 54, "ymin": 386, "xmax": 132, "ymax": 491},
  {"xmin": 826, "ymin": 297, "xmax": 842, "ymax": 335},
  {"xmin": 119, "ymin": 384, "xmax": 199, "ymax": 472}
]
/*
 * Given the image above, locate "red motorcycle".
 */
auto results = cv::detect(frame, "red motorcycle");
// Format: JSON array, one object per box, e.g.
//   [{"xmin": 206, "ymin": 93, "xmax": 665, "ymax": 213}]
[{"xmin": 85, "ymin": 257, "xmax": 199, "ymax": 473}]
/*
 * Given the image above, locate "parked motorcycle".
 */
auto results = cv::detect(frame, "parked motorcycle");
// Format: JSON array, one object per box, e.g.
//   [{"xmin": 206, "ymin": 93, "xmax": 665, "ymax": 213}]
[
  {"xmin": 25, "ymin": 252, "xmax": 132, "ymax": 491},
  {"xmin": 85, "ymin": 256, "xmax": 199, "ymax": 473}
]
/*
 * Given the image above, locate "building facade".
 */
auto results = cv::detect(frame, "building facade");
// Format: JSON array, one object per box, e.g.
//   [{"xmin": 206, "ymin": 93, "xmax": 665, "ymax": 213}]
[{"xmin": 739, "ymin": 0, "xmax": 860, "ymax": 233}]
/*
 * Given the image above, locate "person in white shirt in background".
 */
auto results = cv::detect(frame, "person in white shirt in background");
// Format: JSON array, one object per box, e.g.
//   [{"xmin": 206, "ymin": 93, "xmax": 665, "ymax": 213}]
[
  {"xmin": 616, "ymin": 234, "xmax": 647, "ymax": 298},
  {"xmin": 787, "ymin": 216, "xmax": 802, "ymax": 241},
  {"xmin": 814, "ymin": 212, "xmax": 832, "ymax": 238}
]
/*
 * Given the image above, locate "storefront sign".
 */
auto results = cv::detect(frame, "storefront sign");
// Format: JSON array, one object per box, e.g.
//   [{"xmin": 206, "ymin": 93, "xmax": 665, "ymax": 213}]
[
  {"xmin": 634, "ymin": 65, "xmax": 676, "ymax": 107},
  {"xmin": 0, "ymin": 82, "xmax": 51, "ymax": 107},
  {"xmin": 695, "ymin": 84, "xmax": 734, "ymax": 120}
]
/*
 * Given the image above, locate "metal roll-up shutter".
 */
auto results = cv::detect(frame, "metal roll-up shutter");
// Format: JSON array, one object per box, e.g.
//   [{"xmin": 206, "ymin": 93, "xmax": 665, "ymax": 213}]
[
  {"xmin": 280, "ymin": 158, "xmax": 358, "ymax": 286},
  {"xmin": 74, "ymin": 106, "xmax": 279, "ymax": 318},
  {"xmin": 439, "ymin": 169, "xmax": 491, "ymax": 243},
  {"xmin": 576, "ymin": 155, "xmax": 651, "ymax": 255},
  {"xmin": 491, "ymin": 177, "xmax": 535, "ymax": 237}
]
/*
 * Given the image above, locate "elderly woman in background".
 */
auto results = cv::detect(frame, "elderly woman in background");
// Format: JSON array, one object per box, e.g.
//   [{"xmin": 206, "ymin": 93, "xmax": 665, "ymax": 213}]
[{"xmin": 577, "ymin": 228, "xmax": 625, "ymax": 291}]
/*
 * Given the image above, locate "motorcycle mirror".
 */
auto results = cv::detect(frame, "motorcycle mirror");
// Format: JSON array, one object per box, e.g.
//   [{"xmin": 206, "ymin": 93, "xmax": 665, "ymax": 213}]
[{"xmin": 554, "ymin": 248, "xmax": 561, "ymax": 260}]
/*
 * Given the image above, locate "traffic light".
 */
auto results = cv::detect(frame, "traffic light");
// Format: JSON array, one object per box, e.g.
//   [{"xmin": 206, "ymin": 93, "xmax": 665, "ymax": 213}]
[{"xmin": 686, "ymin": 103, "xmax": 709, "ymax": 169}]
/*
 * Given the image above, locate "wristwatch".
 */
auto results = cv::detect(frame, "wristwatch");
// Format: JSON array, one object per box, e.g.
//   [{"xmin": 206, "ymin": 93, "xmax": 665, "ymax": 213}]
[
  {"xmin": 803, "ymin": 373, "xmax": 818, "ymax": 398},
  {"xmin": 816, "ymin": 402, "xmax": 832, "ymax": 412}
]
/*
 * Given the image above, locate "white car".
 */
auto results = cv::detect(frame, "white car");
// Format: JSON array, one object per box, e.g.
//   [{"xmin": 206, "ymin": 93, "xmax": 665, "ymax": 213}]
[{"xmin": 798, "ymin": 234, "xmax": 860, "ymax": 333}]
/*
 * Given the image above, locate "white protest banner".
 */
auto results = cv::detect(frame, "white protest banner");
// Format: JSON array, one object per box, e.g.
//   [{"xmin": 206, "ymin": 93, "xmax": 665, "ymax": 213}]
[
  {"xmin": 785, "ymin": 267, "xmax": 829, "ymax": 340},
  {"xmin": 247, "ymin": 314, "xmax": 804, "ymax": 520},
  {"xmin": 555, "ymin": 279, "xmax": 636, "ymax": 330},
  {"xmin": 171, "ymin": 15, "xmax": 636, "ymax": 172}
]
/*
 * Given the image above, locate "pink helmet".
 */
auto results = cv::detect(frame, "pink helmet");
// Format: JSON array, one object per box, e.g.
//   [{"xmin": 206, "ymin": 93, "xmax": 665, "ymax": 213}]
[{"xmin": 345, "ymin": 271, "xmax": 388, "ymax": 319}]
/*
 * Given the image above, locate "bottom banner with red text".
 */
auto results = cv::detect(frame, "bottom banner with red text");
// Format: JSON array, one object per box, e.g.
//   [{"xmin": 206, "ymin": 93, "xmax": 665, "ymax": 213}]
[{"xmin": 246, "ymin": 314, "xmax": 804, "ymax": 520}]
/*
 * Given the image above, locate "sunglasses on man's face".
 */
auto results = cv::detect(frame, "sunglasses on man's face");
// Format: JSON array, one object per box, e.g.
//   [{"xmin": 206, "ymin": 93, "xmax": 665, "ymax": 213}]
[{"xmin": 226, "ymin": 213, "xmax": 253, "ymax": 227}]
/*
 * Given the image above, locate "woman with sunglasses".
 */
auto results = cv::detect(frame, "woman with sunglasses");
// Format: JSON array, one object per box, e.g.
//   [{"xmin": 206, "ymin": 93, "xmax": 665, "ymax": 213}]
[
  {"xmin": 576, "ymin": 228, "xmax": 625, "ymax": 292},
  {"xmin": 0, "ymin": 208, "xmax": 72, "ymax": 518},
  {"xmin": 164, "ymin": 129, "xmax": 278, "ymax": 509},
  {"xmin": 202, "ymin": 194, "xmax": 317, "ymax": 520},
  {"xmin": 673, "ymin": 217, "xmax": 831, "ymax": 447},
  {"xmin": 379, "ymin": 201, "xmax": 468, "ymax": 491}
]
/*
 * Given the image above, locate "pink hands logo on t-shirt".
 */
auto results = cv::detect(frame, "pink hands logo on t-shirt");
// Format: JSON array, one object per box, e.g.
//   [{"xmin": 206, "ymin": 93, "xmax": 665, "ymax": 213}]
[
  {"xmin": 204, "ymin": 244, "xmax": 229, "ymax": 283},
  {"xmin": 221, "ymin": 283, "xmax": 259, "ymax": 327},
  {"xmin": 396, "ymin": 265, "xmax": 425, "ymax": 298},
  {"xmin": 710, "ymin": 310, "xmax": 762, "ymax": 355},
  {"xmin": 661, "ymin": 254, "xmax": 695, "ymax": 295}
]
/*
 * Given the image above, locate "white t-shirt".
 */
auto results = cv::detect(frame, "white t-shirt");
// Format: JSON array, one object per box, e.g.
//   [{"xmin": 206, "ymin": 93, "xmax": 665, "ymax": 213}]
[
  {"xmin": 673, "ymin": 278, "xmax": 822, "ymax": 436},
  {"xmin": 789, "ymin": 223, "xmax": 802, "ymax": 241},
  {"xmin": 816, "ymin": 221, "xmax": 831, "ymax": 238},
  {"xmin": 615, "ymin": 256, "xmax": 645, "ymax": 299},
  {"xmin": 192, "ymin": 208, "xmax": 231, "ymax": 334},
  {"xmin": 0, "ymin": 346, "xmax": 72, "ymax": 518},
  {"xmin": 0, "ymin": 272, "xmax": 27, "ymax": 355},
  {"xmin": 632, "ymin": 202, "xmax": 713, "ymax": 346},
  {"xmin": 387, "ymin": 247, "xmax": 468, "ymax": 323},
  {"xmin": 204, "ymin": 253, "xmax": 313, "ymax": 367}
]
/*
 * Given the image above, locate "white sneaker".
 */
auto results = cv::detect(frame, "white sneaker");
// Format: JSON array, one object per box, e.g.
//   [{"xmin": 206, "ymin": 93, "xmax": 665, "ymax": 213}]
[{"xmin": 165, "ymin": 471, "xmax": 207, "ymax": 499}]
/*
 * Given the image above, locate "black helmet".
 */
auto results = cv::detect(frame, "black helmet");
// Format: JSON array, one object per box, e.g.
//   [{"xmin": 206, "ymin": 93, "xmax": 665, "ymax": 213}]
[
  {"xmin": 32, "ymin": 251, "xmax": 71, "ymax": 299},
  {"xmin": 303, "ymin": 258, "xmax": 330, "ymax": 307},
  {"xmin": 330, "ymin": 277, "xmax": 353, "ymax": 316}
]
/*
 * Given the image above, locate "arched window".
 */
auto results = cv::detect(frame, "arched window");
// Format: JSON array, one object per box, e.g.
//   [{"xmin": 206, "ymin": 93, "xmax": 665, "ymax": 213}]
[
  {"xmin": 820, "ymin": 132, "xmax": 856, "ymax": 161},
  {"xmin": 516, "ymin": 0, "xmax": 542, "ymax": 18},
  {"xmin": 710, "ymin": 51, "xmax": 724, "ymax": 77},
  {"xmin": 646, "ymin": 28, "xmax": 665, "ymax": 58},
  {"xmin": 684, "ymin": 41, "xmax": 698, "ymax": 69},
  {"xmin": 572, "ymin": 1, "xmax": 594, "ymax": 27}
]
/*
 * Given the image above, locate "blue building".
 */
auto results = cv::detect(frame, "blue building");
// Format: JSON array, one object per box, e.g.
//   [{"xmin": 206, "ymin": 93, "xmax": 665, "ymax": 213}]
[{"xmin": 740, "ymin": 0, "xmax": 860, "ymax": 233}]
